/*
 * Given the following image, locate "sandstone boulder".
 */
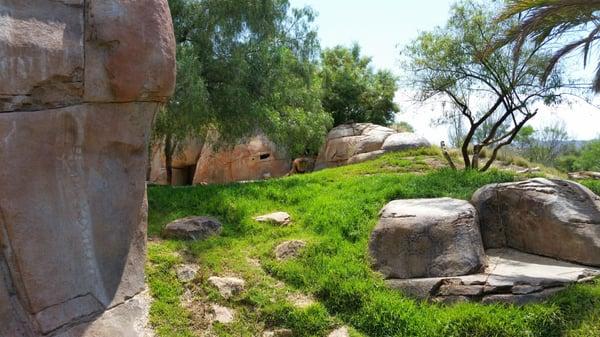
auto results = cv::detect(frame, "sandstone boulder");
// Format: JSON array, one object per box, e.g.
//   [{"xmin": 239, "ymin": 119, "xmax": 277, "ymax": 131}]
[
  {"xmin": 471, "ymin": 178, "xmax": 600, "ymax": 266},
  {"xmin": 315, "ymin": 123, "xmax": 430, "ymax": 170},
  {"xmin": 369, "ymin": 198, "xmax": 486, "ymax": 279},
  {"xmin": 163, "ymin": 216, "xmax": 222, "ymax": 241},
  {"xmin": 0, "ymin": 1, "xmax": 175, "ymax": 335},
  {"xmin": 193, "ymin": 134, "xmax": 291, "ymax": 185},
  {"xmin": 381, "ymin": 133, "xmax": 431, "ymax": 152}
]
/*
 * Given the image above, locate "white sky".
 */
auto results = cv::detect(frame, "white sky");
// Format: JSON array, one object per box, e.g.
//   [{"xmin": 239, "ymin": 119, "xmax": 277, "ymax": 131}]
[{"xmin": 289, "ymin": 0, "xmax": 600, "ymax": 142}]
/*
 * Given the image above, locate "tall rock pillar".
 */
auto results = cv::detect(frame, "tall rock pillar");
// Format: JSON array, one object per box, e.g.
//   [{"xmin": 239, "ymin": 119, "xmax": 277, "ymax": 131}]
[{"xmin": 0, "ymin": 1, "xmax": 176, "ymax": 336}]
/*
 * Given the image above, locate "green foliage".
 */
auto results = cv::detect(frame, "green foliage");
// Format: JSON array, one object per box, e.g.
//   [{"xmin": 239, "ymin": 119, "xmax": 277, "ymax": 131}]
[
  {"xmin": 163, "ymin": 0, "xmax": 331, "ymax": 159},
  {"xmin": 403, "ymin": 0, "xmax": 564, "ymax": 171},
  {"xmin": 391, "ymin": 121, "xmax": 415, "ymax": 133},
  {"xmin": 574, "ymin": 139, "xmax": 600, "ymax": 172},
  {"xmin": 320, "ymin": 44, "xmax": 399, "ymax": 126}
]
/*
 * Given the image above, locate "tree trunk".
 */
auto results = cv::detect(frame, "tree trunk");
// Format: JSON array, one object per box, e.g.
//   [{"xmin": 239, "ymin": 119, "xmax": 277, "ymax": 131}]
[{"xmin": 165, "ymin": 134, "xmax": 174, "ymax": 186}]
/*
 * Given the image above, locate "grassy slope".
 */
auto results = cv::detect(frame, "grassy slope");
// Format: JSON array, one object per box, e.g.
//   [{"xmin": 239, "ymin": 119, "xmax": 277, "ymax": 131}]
[{"xmin": 147, "ymin": 148, "xmax": 600, "ymax": 337}]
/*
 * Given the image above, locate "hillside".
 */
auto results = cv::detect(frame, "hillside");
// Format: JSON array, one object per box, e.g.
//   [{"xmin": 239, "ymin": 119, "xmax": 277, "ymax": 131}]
[{"xmin": 147, "ymin": 148, "xmax": 600, "ymax": 337}]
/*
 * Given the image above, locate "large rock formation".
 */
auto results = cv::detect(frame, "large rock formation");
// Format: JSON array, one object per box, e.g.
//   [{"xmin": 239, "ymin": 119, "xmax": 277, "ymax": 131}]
[
  {"xmin": 315, "ymin": 123, "xmax": 430, "ymax": 170},
  {"xmin": 148, "ymin": 138, "xmax": 205, "ymax": 185},
  {"xmin": 472, "ymin": 178, "xmax": 600, "ymax": 267},
  {"xmin": 0, "ymin": 1, "xmax": 175, "ymax": 336},
  {"xmin": 369, "ymin": 198, "xmax": 486, "ymax": 279},
  {"xmin": 192, "ymin": 134, "xmax": 291, "ymax": 185}
]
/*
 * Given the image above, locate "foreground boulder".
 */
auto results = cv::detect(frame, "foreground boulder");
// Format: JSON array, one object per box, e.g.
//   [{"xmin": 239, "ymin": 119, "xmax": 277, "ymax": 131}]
[
  {"xmin": 369, "ymin": 198, "xmax": 485, "ymax": 279},
  {"xmin": 472, "ymin": 178, "xmax": 600, "ymax": 267},
  {"xmin": 315, "ymin": 123, "xmax": 430, "ymax": 170},
  {"xmin": 0, "ymin": 1, "xmax": 175, "ymax": 336}
]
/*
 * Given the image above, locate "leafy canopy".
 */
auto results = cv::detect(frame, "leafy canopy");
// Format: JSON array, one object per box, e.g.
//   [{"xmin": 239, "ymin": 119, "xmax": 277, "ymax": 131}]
[{"xmin": 320, "ymin": 44, "xmax": 399, "ymax": 126}]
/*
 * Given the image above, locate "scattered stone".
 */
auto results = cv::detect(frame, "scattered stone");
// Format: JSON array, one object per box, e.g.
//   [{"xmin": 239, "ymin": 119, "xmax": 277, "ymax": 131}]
[
  {"xmin": 208, "ymin": 277, "xmax": 246, "ymax": 299},
  {"xmin": 163, "ymin": 216, "xmax": 222, "ymax": 240},
  {"xmin": 287, "ymin": 293, "xmax": 315, "ymax": 309},
  {"xmin": 347, "ymin": 150, "xmax": 386, "ymax": 165},
  {"xmin": 210, "ymin": 304, "xmax": 235, "ymax": 324},
  {"xmin": 263, "ymin": 329, "xmax": 293, "ymax": 337},
  {"xmin": 568, "ymin": 171, "xmax": 600, "ymax": 180},
  {"xmin": 275, "ymin": 240, "xmax": 307, "ymax": 260},
  {"xmin": 386, "ymin": 249, "xmax": 600, "ymax": 304},
  {"xmin": 176, "ymin": 264, "xmax": 199, "ymax": 283},
  {"xmin": 255, "ymin": 212, "xmax": 292, "ymax": 226},
  {"xmin": 381, "ymin": 133, "xmax": 431, "ymax": 152},
  {"xmin": 472, "ymin": 178, "xmax": 600, "ymax": 267},
  {"xmin": 369, "ymin": 198, "xmax": 485, "ymax": 279},
  {"xmin": 328, "ymin": 326, "xmax": 350, "ymax": 337}
]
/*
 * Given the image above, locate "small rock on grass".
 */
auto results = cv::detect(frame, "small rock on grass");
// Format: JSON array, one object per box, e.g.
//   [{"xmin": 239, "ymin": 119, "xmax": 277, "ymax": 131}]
[
  {"xmin": 275, "ymin": 240, "xmax": 306, "ymax": 260},
  {"xmin": 210, "ymin": 304, "xmax": 235, "ymax": 324},
  {"xmin": 208, "ymin": 276, "xmax": 245, "ymax": 299},
  {"xmin": 176, "ymin": 264, "xmax": 199, "ymax": 283},
  {"xmin": 287, "ymin": 293, "xmax": 315, "ymax": 309},
  {"xmin": 163, "ymin": 216, "xmax": 222, "ymax": 240},
  {"xmin": 254, "ymin": 212, "xmax": 292, "ymax": 226},
  {"xmin": 263, "ymin": 329, "xmax": 293, "ymax": 337},
  {"xmin": 328, "ymin": 326, "xmax": 350, "ymax": 337}
]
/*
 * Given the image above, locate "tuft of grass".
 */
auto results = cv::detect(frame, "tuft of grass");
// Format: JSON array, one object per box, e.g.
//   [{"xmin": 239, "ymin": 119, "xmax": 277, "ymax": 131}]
[{"xmin": 147, "ymin": 150, "xmax": 600, "ymax": 337}]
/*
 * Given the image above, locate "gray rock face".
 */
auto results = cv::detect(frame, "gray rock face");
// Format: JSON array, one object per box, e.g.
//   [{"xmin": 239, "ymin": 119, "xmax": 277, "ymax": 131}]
[
  {"xmin": 275, "ymin": 240, "xmax": 307, "ymax": 260},
  {"xmin": 315, "ymin": 123, "xmax": 430, "ymax": 170},
  {"xmin": 369, "ymin": 198, "xmax": 485, "ymax": 279},
  {"xmin": 381, "ymin": 133, "xmax": 431, "ymax": 152},
  {"xmin": 0, "ymin": 1, "xmax": 175, "ymax": 336},
  {"xmin": 386, "ymin": 249, "xmax": 600, "ymax": 304},
  {"xmin": 163, "ymin": 216, "xmax": 222, "ymax": 240},
  {"xmin": 472, "ymin": 178, "xmax": 600, "ymax": 266},
  {"xmin": 208, "ymin": 277, "xmax": 246, "ymax": 299}
]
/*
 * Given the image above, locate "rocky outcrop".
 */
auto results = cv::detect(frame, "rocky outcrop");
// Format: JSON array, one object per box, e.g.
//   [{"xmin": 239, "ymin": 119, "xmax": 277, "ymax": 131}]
[
  {"xmin": 255, "ymin": 212, "xmax": 292, "ymax": 226},
  {"xmin": 208, "ymin": 277, "xmax": 246, "ymax": 299},
  {"xmin": 275, "ymin": 240, "xmax": 307, "ymax": 260},
  {"xmin": 386, "ymin": 249, "xmax": 600, "ymax": 304},
  {"xmin": 369, "ymin": 198, "xmax": 486, "ymax": 279},
  {"xmin": 148, "ymin": 138, "xmax": 205, "ymax": 185},
  {"xmin": 315, "ymin": 123, "xmax": 430, "ymax": 170},
  {"xmin": 472, "ymin": 178, "xmax": 600, "ymax": 267},
  {"xmin": 0, "ymin": 1, "xmax": 175, "ymax": 336},
  {"xmin": 193, "ymin": 134, "xmax": 291, "ymax": 185}
]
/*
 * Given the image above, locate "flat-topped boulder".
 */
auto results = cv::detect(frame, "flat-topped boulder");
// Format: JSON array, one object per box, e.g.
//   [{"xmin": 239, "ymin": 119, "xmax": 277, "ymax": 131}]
[
  {"xmin": 369, "ymin": 198, "xmax": 485, "ymax": 279},
  {"xmin": 472, "ymin": 178, "xmax": 600, "ymax": 267},
  {"xmin": 387, "ymin": 249, "xmax": 600, "ymax": 304},
  {"xmin": 163, "ymin": 216, "xmax": 222, "ymax": 240},
  {"xmin": 315, "ymin": 123, "xmax": 430, "ymax": 170}
]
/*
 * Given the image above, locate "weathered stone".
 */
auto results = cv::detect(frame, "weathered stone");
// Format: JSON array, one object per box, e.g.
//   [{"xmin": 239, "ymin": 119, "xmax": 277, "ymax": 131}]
[
  {"xmin": 193, "ymin": 134, "xmax": 291, "ymax": 185},
  {"xmin": 210, "ymin": 304, "xmax": 235, "ymax": 324},
  {"xmin": 84, "ymin": 0, "xmax": 176, "ymax": 102},
  {"xmin": 381, "ymin": 133, "xmax": 431, "ymax": 152},
  {"xmin": 176, "ymin": 264, "xmax": 200, "ymax": 283},
  {"xmin": 386, "ymin": 249, "xmax": 600, "ymax": 305},
  {"xmin": 315, "ymin": 123, "xmax": 396, "ymax": 169},
  {"xmin": 369, "ymin": 198, "xmax": 485, "ymax": 279},
  {"xmin": 208, "ymin": 277, "xmax": 246, "ymax": 299},
  {"xmin": 347, "ymin": 150, "xmax": 386, "ymax": 165},
  {"xmin": 255, "ymin": 212, "xmax": 292, "ymax": 226},
  {"xmin": 163, "ymin": 216, "xmax": 222, "ymax": 240},
  {"xmin": 287, "ymin": 293, "xmax": 315, "ymax": 309},
  {"xmin": 472, "ymin": 178, "xmax": 600, "ymax": 266},
  {"xmin": 263, "ymin": 329, "xmax": 293, "ymax": 337},
  {"xmin": 0, "ymin": 0, "xmax": 175, "ymax": 335},
  {"xmin": 275, "ymin": 240, "xmax": 307, "ymax": 260},
  {"xmin": 148, "ymin": 138, "xmax": 205, "ymax": 185},
  {"xmin": 328, "ymin": 326, "xmax": 350, "ymax": 337}
]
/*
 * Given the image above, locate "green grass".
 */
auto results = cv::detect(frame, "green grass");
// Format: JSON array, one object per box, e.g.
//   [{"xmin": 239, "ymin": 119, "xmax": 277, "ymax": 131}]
[{"xmin": 147, "ymin": 150, "xmax": 600, "ymax": 337}]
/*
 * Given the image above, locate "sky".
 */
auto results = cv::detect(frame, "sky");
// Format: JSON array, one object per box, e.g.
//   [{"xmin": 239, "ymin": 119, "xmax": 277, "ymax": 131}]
[{"xmin": 289, "ymin": 0, "xmax": 600, "ymax": 143}]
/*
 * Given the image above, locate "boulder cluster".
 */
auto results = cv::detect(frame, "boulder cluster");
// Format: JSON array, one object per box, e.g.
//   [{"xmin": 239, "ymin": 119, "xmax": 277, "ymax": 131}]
[{"xmin": 370, "ymin": 178, "xmax": 600, "ymax": 304}]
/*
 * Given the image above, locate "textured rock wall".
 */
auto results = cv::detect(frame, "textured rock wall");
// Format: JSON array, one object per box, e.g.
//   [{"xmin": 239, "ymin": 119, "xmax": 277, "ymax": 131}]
[{"xmin": 0, "ymin": 1, "xmax": 175, "ymax": 336}]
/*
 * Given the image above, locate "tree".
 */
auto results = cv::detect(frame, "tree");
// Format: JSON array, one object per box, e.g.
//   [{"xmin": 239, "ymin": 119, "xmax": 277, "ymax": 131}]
[
  {"xmin": 524, "ymin": 122, "xmax": 572, "ymax": 166},
  {"xmin": 574, "ymin": 139, "xmax": 600, "ymax": 171},
  {"xmin": 497, "ymin": 0, "xmax": 600, "ymax": 92},
  {"xmin": 320, "ymin": 45, "xmax": 399, "ymax": 126},
  {"xmin": 153, "ymin": 45, "xmax": 209, "ymax": 185},
  {"xmin": 157, "ymin": 0, "xmax": 332, "ymax": 184},
  {"xmin": 391, "ymin": 121, "xmax": 414, "ymax": 133},
  {"xmin": 403, "ymin": 0, "xmax": 564, "ymax": 171}
]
